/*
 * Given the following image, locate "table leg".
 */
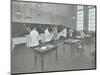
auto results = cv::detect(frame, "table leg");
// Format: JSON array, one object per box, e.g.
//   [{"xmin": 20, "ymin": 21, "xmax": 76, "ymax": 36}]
[
  {"xmin": 35, "ymin": 53, "xmax": 37, "ymax": 66},
  {"xmin": 41, "ymin": 54, "xmax": 44, "ymax": 72},
  {"xmin": 82, "ymin": 43, "xmax": 85, "ymax": 56},
  {"xmin": 49, "ymin": 51, "xmax": 51, "ymax": 62},
  {"xmin": 71, "ymin": 45, "xmax": 73, "ymax": 56},
  {"xmin": 78, "ymin": 43, "xmax": 85, "ymax": 56},
  {"xmin": 56, "ymin": 48, "xmax": 57, "ymax": 62},
  {"xmin": 63, "ymin": 43, "xmax": 65, "ymax": 53}
]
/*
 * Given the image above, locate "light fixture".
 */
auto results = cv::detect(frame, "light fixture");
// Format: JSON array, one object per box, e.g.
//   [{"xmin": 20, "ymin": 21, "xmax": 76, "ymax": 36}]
[
  {"xmin": 72, "ymin": 16, "xmax": 75, "ymax": 19},
  {"xmin": 35, "ymin": 3, "xmax": 43, "ymax": 16},
  {"xmin": 16, "ymin": 7, "xmax": 22, "ymax": 15},
  {"xmin": 15, "ymin": 7, "xmax": 22, "ymax": 19},
  {"xmin": 36, "ymin": 3, "xmax": 42, "ymax": 8},
  {"xmin": 72, "ymin": 5, "xmax": 76, "ymax": 19}
]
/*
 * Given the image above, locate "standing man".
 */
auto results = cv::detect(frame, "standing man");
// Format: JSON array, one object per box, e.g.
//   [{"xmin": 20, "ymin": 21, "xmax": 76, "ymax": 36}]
[
  {"xmin": 30, "ymin": 27, "xmax": 40, "ymax": 47},
  {"xmin": 44, "ymin": 27, "xmax": 53, "ymax": 43},
  {"xmin": 68, "ymin": 29, "xmax": 74, "ymax": 39}
]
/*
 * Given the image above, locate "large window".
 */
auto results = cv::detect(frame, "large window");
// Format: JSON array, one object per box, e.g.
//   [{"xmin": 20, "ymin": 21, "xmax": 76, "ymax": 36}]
[
  {"xmin": 77, "ymin": 5, "xmax": 84, "ymax": 31},
  {"xmin": 88, "ymin": 6, "xmax": 96, "ymax": 31}
]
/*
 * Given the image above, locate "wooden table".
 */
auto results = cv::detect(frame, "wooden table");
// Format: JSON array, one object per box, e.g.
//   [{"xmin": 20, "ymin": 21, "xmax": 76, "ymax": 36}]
[
  {"xmin": 12, "ymin": 37, "xmax": 26, "ymax": 51},
  {"xmin": 32, "ymin": 44, "xmax": 57, "ymax": 72},
  {"xmin": 63, "ymin": 39, "xmax": 81, "ymax": 56}
]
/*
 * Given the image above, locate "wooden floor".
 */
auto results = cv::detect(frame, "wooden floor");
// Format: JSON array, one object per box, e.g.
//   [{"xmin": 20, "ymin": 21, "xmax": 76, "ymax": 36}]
[{"xmin": 11, "ymin": 40, "xmax": 96, "ymax": 74}]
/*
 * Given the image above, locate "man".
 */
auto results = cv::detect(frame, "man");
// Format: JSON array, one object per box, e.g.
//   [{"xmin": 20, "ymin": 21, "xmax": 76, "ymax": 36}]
[
  {"xmin": 30, "ymin": 27, "xmax": 40, "ymax": 47},
  {"xmin": 61, "ymin": 27, "xmax": 67, "ymax": 37},
  {"xmin": 44, "ymin": 27, "xmax": 53, "ymax": 42},
  {"xmin": 67, "ymin": 29, "xmax": 74, "ymax": 39},
  {"xmin": 25, "ymin": 27, "xmax": 32, "ymax": 47},
  {"xmin": 80, "ymin": 31, "xmax": 86, "ymax": 39}
]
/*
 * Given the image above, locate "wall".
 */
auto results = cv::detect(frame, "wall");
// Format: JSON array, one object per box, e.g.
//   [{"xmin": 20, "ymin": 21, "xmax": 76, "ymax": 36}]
[{"xmin": 12, "ymin": 1, "xmax": 76, "ymax": 29}]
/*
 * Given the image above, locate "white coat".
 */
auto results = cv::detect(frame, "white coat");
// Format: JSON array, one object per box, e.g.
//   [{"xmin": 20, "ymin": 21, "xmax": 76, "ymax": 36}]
[
  {"xmin": 61, "ymin": 28, "xmax": 67, "ymax": 37},
  {"xmin": 44, "ymin": 28, "xmax": 53, "ymax": 42},
  {"xmin": 30, "ymin": 29, "xmax": 40, "ymax": 47},
  {"xmin": 57, "ymin": 28, "xmax": 67, "ymax": 39}
]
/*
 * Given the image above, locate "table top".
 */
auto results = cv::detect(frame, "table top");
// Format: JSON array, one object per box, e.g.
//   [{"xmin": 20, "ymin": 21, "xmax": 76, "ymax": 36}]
[
  {"xmin": 12, "ymin": 37, "xmax": 26, "ymax": 44},
  {"xmin": 33, "ymin": 44, "xmax": 57, "ymax": 54},
  {"xmin": 64, "ymin": 39, "xmax": 81, "ymax": 44},
  {"xmin": 76, "ymin": 34, "xmax": 91, "ymax": 38}
]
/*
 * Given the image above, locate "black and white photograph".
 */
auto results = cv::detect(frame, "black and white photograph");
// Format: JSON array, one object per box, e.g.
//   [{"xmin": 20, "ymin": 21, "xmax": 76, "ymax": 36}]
[{"xmin": 11, "ymin": 0, "xmax": 96, "ymax": 74}]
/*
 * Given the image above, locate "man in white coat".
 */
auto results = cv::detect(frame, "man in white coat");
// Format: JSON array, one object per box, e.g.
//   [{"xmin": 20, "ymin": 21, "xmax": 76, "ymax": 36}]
[
  {"xmin": 61, "ymin": 27, "xmax": 67, "ymax": 37},
  {"xmin": 44, "ymin": 28, "xmax": 53, "ymax": 42},
  {"xmin": 30, "ymin": 27, "xmax": 40, "ymax": 47}
]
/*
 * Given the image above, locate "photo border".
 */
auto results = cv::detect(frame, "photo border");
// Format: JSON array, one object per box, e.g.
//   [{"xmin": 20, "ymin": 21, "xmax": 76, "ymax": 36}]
[{"xmin": 10, "ymin": 0, "xmax": 97, "ymax": 74}]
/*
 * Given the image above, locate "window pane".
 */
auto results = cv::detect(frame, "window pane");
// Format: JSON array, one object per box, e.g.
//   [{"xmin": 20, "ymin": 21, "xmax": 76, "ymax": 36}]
[
  {"xmin": 88, "ymin": 7, "xmax": 96, "ymax": 31},
  {"xmin": 89, "ymin": 24, "xmax": 95, "ymax": 31},
  {"xmin": 88, "ymin": 6, "xmax": 94, "ymax": 8},
  {"xmin": 77, "ymin": 5, "xmax": 84, "ymax": 10},
  {"xmin": 77, "ymin": 6, "xmax": 84, "ymax": 31},
  {"xmin": 89, "ymin": 20, "xmax": 95, "ymax": 24},
  {"xmin": 77, "ymin": 24, "xmax": 83, "ymax": 30}
]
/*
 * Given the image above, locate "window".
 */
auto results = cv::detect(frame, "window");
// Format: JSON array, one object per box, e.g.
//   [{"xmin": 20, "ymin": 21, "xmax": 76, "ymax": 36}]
[
  {"xmin": 77, "ymin": 5, "xmax": 84, "ymax": 31},
  {"xmin": 88, "ymin": 6, "xmax": 96, "ymax": 31},
  {"xmin": 77, "ymin": 5, "xmax": 84, "ymax": 10}
]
